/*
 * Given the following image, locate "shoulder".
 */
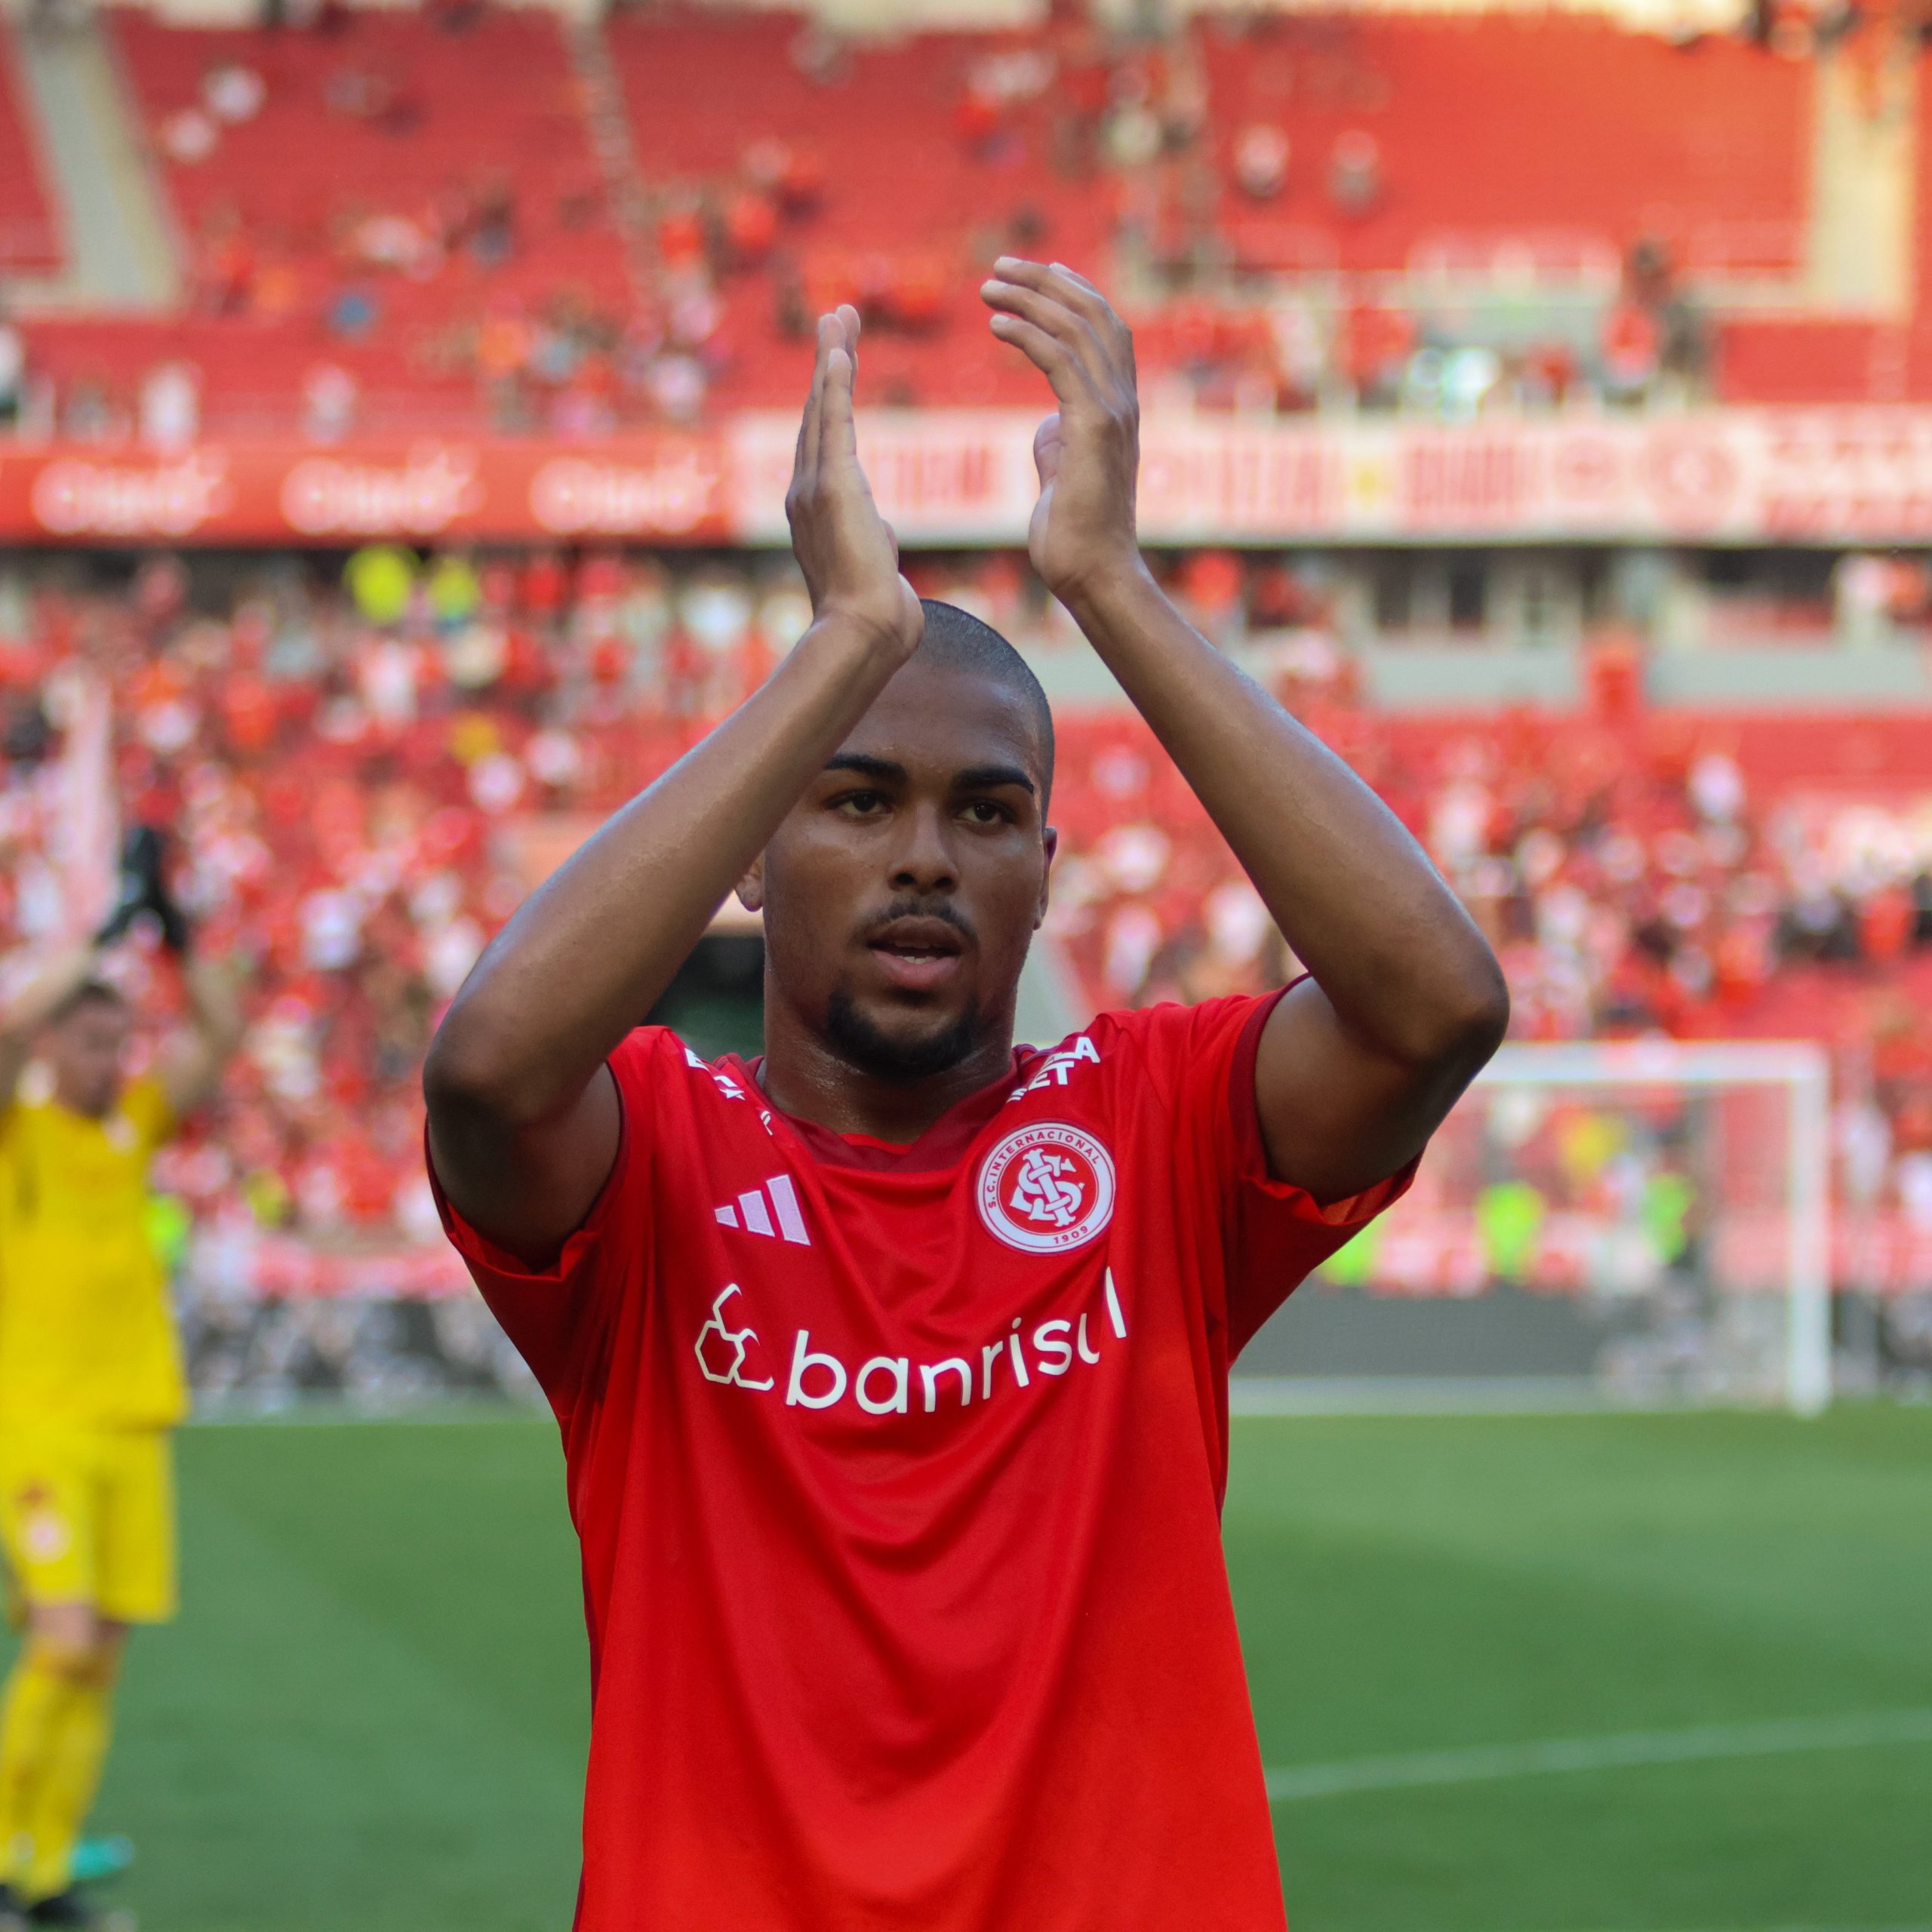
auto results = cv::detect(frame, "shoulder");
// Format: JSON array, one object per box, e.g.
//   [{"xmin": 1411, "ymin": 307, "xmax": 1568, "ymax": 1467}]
[
  {"xmin": 998, "ymin": 997, "xmax": 1278, "ymax": 1136},
  {"xmin": 121, "ymin": 1075, "xmax": 176, "ymax": 1146},
  {"xmin": 608, "ymin": 1024, "xmax": 681, "ymax": 1089},
  {"xmin": 1081, "ymin": 994, "xmax": 1281, "ymax": 1082},
  {"xmin": 607, "ymin": 1025, "xmax": 760, "ymax": 1116}
]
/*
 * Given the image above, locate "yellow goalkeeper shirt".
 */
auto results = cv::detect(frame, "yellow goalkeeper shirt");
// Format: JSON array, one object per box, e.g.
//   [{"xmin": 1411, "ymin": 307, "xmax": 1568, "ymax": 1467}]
[{"xmin": 0, "ymin": 1076, "xmax": 187, "ymax": 1430}]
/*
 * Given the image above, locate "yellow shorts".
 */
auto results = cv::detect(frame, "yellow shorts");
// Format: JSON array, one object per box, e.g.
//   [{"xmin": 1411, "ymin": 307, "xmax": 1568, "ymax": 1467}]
[{"xmin": 0, "ymin": 1426, "xmax": 176, "ymax": 1626}]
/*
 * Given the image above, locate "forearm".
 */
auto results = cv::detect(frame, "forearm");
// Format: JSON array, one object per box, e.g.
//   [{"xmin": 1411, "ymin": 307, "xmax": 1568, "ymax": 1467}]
[
  {"xmin": 183, "ymin": 955, "xmax": 244, "ymax": 1049},
  {"xmin": 429, "ymin": 616, "xmax": 906, "ymax": 1124},
  {"xmin": 160, "ymin": 954, "xmax": 247, "ymax": 1117},
  {"xmin": 0, "ymin": 941, "xmax": 99, "ymax": 1093},
  {"xmin": 1064, "ymin": 563, "xmax": 1506, "ymax": 1064},
  {"xmin": 3, "ymin": 941, "xmax": 100, "ymax": 1035},
  {"xmin": 979, "ymin": 257, "xmax": 1503, "ymax": 1192}
]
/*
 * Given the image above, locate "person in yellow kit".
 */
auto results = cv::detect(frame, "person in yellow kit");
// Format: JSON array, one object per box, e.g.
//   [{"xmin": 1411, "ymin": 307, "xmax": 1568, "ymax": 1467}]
[{"xmin": 0, "ymin": 924, "xmax": 242, "ymax": 1929}]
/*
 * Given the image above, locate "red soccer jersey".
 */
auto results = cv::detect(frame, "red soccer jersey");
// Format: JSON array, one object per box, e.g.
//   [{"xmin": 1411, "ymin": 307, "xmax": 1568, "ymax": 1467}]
[{"xmin": 433, "ymin": 990, "xmax": 1413, "ymax": 1930}]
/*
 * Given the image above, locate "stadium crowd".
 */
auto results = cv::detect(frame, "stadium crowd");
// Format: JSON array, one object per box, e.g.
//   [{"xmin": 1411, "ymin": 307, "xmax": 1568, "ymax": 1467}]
[
  {"xmin": 0, "ymin": 3, "xmax": 1776, "ymax": 437},
  {"xmin": 2, "ymin": 546, "xmax": 1930, "ymax": 1392}
]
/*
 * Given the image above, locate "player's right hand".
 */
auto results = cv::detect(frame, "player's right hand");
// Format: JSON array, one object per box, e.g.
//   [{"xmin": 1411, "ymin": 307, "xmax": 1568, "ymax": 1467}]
[{"xmin": 784, "ymin": 307, "xmax": 924, "ymax": 660}]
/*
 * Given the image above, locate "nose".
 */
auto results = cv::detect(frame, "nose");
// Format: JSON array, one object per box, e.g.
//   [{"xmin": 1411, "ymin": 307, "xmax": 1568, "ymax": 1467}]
[{"xmin": 888, "ymin": 799, "xmax": 958, "ymax": 895}]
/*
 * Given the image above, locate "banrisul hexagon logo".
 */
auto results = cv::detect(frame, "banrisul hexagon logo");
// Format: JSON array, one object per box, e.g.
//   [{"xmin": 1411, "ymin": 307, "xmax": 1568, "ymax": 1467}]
[
  {"xmin": 977, "ymin": 1123, "xmax": 1115, "ymax": 1254},
  {"xmin": 694, "ymin": 1284, "xmax": 776, "ymax": 1391}
]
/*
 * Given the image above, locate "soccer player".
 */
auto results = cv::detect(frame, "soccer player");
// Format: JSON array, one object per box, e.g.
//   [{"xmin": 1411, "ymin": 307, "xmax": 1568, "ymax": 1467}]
[
  {"xmin": 0, "ymin": 928, "xmax": 242, "ymax": 1927},
  {"xmin": 425, "ymin": 263, "xmax": 1509, "ymax": 1929}
]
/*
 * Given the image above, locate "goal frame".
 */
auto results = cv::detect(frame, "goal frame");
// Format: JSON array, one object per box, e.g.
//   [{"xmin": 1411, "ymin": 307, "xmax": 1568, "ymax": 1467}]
[{"xmin": 1473, "ymin": 1040, "xmax": 1832, "ymax": 1416}]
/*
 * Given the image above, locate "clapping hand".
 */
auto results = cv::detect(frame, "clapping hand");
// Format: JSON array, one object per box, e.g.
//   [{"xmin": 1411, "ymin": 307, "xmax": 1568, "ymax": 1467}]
[
  {"xmin": 980, "ymin": 260, "xmax": 1143, "ymax": 607},
  {"xmin": 784, "ymin": 306, "xmax": 924, "ymax": 660}
]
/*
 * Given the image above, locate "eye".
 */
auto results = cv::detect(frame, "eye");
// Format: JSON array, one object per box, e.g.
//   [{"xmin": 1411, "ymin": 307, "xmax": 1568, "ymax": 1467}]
[
  {"xmin": 832, "ymin": 789, "xmax": 889, "ymax": 817},
  {"xmin": 961, "ymin": 798, "xmax": 1017, "ymax": 827}
]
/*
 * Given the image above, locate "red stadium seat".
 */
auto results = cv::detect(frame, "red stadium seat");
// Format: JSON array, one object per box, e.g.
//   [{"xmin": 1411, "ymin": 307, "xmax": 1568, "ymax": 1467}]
[
  {"xmin": 1195, "ymin": 12, "xmax": 1807, "ymax": 276},
  {"xmin": 13, "ymin": 10, "xmax": 1932, "ymax": 416}
]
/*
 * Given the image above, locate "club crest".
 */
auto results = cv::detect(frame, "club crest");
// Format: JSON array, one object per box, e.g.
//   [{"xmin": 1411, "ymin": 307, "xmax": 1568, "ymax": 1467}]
[{"xmin": 977, "ymin": 1122, "xmax": 1115, "ymax": 1254}]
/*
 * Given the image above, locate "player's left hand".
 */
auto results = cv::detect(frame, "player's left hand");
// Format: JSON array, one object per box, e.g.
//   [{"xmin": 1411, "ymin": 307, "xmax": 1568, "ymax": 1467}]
[
  {"xmin": 786, "ymin": 305, "xmax": 924, "ymax": 660},
  {"xmin": 980, "ymin": 260, "xmax": 1141, "ymax": 605}
]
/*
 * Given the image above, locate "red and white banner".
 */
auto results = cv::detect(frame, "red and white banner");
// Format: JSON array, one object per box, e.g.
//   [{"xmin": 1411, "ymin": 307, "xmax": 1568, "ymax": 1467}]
[
  {"xmin": 734, "ymin": 408, "xmax": 1932, "ymax": 545},
  {"xmin": 16, "ymin": 408, "xmax": 1932, "ymax": 544},
  {"xmin": 0, "ymin": 435, "xmax": 732, "ymax": 544},
  {"xmin": 772, "ymin": 408, "xmax": 1932, "ymax": 546}
]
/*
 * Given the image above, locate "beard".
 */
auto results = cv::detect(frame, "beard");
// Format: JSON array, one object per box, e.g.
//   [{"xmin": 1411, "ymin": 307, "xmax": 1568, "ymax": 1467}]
[{"xmin": 823, "ymin": 985, "xmax": 988, "ymax": 1084}]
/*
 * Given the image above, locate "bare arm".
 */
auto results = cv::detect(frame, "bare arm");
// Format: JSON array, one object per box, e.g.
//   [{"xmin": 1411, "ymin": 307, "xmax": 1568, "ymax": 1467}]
[
  {"xmin": 424, "ymin": 309, "xmax": 924, "ymax": 1264},
  {"xmin": 156, "ymin": 952, "xmax": 248, "ymax": 1121},
  {"xmin": 982, "ymin": 260, "xmax": 1508, "ymax": 1201},
  {"xmin": 0, "ymin": 941, "xmax": 102, "ymax": 1112}
]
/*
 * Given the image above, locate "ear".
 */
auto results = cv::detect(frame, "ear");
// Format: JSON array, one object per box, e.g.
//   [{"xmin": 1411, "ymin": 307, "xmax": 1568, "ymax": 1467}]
[
  {"xmin": 735, "ymin": 852, "xmax": 767, "ymax": 914},
  {"xmin": 1034, "ymin": 825, "xmax": 1057, "ymax": 930}
]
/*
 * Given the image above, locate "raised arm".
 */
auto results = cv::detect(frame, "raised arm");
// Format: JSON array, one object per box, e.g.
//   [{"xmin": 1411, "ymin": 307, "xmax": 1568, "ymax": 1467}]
[
  {"xmin": 156, "ymin": 953, "xmax": 248, "ymax": 1121},
  {"xmin": 982, "ymin": 260, "xmax": 1508, "ymax": 1201},
  {"xmin": 0, "ymin": 941, "xmax": 101, "ymax": 1112},
  {"xmin": 424, "ymin": 309, "xmax": 924, "ymax": 1263}
]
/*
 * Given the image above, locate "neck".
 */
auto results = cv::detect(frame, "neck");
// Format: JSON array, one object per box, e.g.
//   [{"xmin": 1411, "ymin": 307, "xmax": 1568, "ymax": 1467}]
[{"xmin": 757, "ymin": 1001, "xmax": 1014, "ymax": 1147}]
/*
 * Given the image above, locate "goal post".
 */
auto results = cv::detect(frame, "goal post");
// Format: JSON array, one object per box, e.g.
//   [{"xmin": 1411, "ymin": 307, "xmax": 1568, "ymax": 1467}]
[
  {"xmin": 1478, "ymin": 1042, "xmax": 1832, "ymax": 1417},
  {"xmin": 1238, "ymin": 1038, "xmax": 1832, "ymax": 1415}
]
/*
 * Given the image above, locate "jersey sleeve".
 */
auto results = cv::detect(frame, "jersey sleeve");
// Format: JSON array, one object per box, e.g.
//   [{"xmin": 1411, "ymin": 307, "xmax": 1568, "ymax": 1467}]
[
  {"xmin": 1122, "ymin": 990, "xmax": 1417, "ymax": 1361},
  {"xmin": 427, "ymin": 1027, "xmax": 667, "ymax": 1417}
]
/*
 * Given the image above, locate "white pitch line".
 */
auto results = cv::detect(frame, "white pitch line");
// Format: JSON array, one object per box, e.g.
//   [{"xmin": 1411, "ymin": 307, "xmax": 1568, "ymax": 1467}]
[{"xmin": 1265, "ymin": 1708, "xmax": 1932, "ymax": 1801}]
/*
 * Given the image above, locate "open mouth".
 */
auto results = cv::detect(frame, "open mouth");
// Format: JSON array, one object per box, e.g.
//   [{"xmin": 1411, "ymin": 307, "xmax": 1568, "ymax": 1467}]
[
  {"xmin": 866, "ymin": 917, "xmax": 967, "ymax": 990},
  {"xmin": 869, "ymin": 916, "xmax": 964, "ymax": 961}
]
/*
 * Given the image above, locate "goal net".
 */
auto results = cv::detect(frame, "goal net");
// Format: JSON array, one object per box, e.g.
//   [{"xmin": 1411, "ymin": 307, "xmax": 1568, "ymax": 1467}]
[{"xmin": 1235, "ymin": 1040, "xmax": 1831, "ymax": 1414}]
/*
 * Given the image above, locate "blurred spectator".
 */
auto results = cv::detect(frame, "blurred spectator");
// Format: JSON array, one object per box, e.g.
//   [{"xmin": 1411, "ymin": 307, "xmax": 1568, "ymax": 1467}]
[
  {"xmin": 204, "ymin": 60, "xmax": 266, "ymax": 125},
  {"xmin": 195, "ymin": 208, "xmax": 256, "ymax": 316},
  {"xmin": 140, "ymin": 360, "xmax": 202, "ymax": 451},
  {"xmin": 468, "ymin": 175, "xmax": 516, "ymax": 266},
  {"xmin": 301, "ymin": 361, "xmax": 359, "ymax": 443},
  {"xmin": 1328, "ymin": 131, "xmax": 1383, "ymax": 217},
  {"xmin": 325, "ymin": 285, "xmax": 381, "ymax": 342},
  {"xmin": 1601, "ymin": 300, "xmax": 1663, "ymax": 405},
  {"xmin": 62, "ymin": 373, "xmax": 126, "ymax": 442},
  {"xmin": 1232, "ymin": 124, "xmax": 1289, "ymax": 202},
  {"xmin": 160, "ymin": 106, "xmax": 219, "ymax": 165},
  {"xmin": 0, "ymin": 312, "xmax": 21, "ymax": 429},
  {"xmin": 1341, "ymin": 300, "xmax": 1415, "ymax": 411}
]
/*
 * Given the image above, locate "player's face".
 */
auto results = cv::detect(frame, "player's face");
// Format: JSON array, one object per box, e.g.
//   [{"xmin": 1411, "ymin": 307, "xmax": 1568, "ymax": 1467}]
[
  {"xmin": 753, "ymin": 659, "xmax": 1054, "ymax": 1082},
  {"xmin": 48, "ymin": 1001, "xmax": 131, "ymax": 1118}
]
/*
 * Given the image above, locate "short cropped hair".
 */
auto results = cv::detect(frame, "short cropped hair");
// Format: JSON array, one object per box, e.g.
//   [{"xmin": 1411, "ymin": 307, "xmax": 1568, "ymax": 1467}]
[
  {"xmin": 48, "ymin": 980, "xmax": 128, "ymax": 1027},
  {"xmin": 915, "ymin": 599, "xmax": 1055, "ymax": 806}
]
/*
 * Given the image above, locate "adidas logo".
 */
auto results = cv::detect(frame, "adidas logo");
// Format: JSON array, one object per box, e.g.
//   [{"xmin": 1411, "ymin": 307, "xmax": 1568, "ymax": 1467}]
[{"xmin": 715, "ymin": 1174, "xmax": 811, "ymax": 1247}]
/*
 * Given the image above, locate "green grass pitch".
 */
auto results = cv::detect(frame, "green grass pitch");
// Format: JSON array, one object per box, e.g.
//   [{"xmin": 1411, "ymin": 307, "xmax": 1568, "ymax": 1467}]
[{"xmin": 37, "ymin": 1405, "xmax": 1930, "ymax": 1931}]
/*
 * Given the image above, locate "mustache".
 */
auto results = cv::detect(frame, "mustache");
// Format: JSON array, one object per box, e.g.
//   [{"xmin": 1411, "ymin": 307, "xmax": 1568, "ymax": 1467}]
[{"xmin": 857, "ymin": 896, "xmax": 977, "ymax": 947}]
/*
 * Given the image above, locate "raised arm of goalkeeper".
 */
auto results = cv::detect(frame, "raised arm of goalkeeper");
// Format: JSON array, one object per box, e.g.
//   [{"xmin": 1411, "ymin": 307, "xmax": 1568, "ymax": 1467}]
[
  {"xmin": 0, "ymin": 943, "xmax": 101, "ymax": 1112},
  {"xmin": 155, "ymin": 954, "xmax": 247, "ymax": 1120}
]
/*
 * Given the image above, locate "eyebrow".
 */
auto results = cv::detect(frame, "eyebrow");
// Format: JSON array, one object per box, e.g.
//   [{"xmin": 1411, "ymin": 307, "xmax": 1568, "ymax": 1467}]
[
  {"xmin": 952, "ymin": 763, "xmax": 1036, "ymax": 796},
  {"xmin": 823, "ymin": 754, "xmax": 1037, "ymax": 797},
  {"xmin": 824, "ymin": 754, "xmax": 907, "ymax": 784}
]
